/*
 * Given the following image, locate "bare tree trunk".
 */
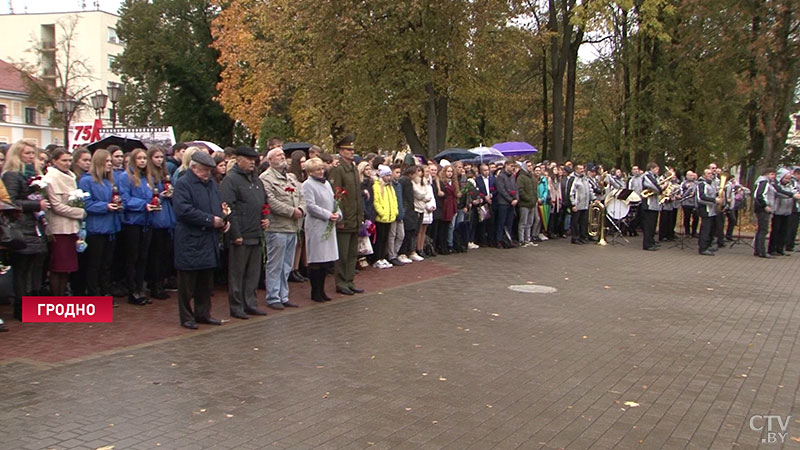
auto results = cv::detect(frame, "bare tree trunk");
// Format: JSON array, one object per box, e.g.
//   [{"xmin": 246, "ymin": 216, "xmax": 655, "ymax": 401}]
[
  {"xmin": 401, "ymin": 115, "xmax": 425, "ymax": 156},
  {"xmin": 425, "ymin": 83, "xmax": 437, "ymax": 156},
  {"xmin": 436, "ymin": 95, "xmax": 448, "ymax": 152},
  {"xmin": 564, "ymin": 27, "xmax": 584, "ymax": 161},
  {"xmin": 541, "ymin": 50, "xmax": 549, "ymax": 159},
  {"xmin": 620, "ymin": 7, "xmax": 631, "ymax": 171}
]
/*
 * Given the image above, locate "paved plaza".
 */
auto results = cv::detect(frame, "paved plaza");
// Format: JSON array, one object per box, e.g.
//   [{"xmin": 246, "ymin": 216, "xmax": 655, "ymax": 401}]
[{"xmin": 1, "ymin": 237, "xmax": 799, "ymax": 449}]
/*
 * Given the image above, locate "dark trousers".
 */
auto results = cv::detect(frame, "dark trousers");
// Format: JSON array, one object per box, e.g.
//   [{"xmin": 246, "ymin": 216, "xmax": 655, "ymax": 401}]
[
  {"xmin": 177, "ymin": 268, "xmax": 214, "ymax": 324},
  {"xmin": 768, "ymin": 214, "xmax": 789, "ymax": 254},
  {"xmin": 682, "ymin": 206, "xmax": 699, "ymax": 236},
  {"xmin": 549, "ymin": 208, "xmax": 564, "ymax": 237},
  {"xmin": 641, "ymin": 209, "xmax": 658, "ymax": 249},
  {"xmin": 121, "ymin": 225, "xmax": 152, "ymax": 295},
  {"xmin": 10, "ymin": 252, "xmax": 38, "ymax": 320},
  {"xmin": 374, "ymin": 222, "xmax": 391, "ymax": 261},
  {"xmin": 85, "ymin": 234, "xmax": 116, "ymax": 296},
  {"xmin": 147, "ymin": 228, "xmax": 171, "ymax": 292},
  {"xmin": 754, "ymin": 210, "xmax": 770, "ymax": 256},
  {"xmin": 496, "ymin": 204, "xmax": 515, "ymax": 243},
  {"xmin": 334, "ymin": 231, "xmax": 358, "ymax": 289},
  {"xmin": 434, "ymin": 219, "xmax": 449, "ymax": 252},
  {"xmin": 658, "ymin": 210, "xmax": 671, "ymax": 240},
  {"xmin": 698, "ymin": 214, "xmax": 716, "ymax": 253},
  {"xmin": 227, "ymin": 243, "xmax": 262, "ymax": 315},
  {"xmin": 475, "ymin": 213, "xmax": 495, "ymax": 246},
  {"xmin": 571, "ymin": 209, "xmax": 588, "ymax": 241},
  {"xmin": 714, "ymin": 211, "xmax": 725, "ymax": 246},
  {"xmin": 70, "ymin": 251, "xmax": 88, "ymax": 296},
  {"xmin": 725, "ymin": 209, "xmax": 738, "ymax": 240},
  {"xmin": 785, "ymin": 212, "xmax": 799, "ymax": 251}
]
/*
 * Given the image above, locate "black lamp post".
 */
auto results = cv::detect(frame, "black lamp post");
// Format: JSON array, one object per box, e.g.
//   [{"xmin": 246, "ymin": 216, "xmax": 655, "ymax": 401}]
[
  {"xmin": 90, "ymin": 90, "xmax": 108, "ymax": 119},
  {"xmin": 55, "ymin": 97, "xmax": 79, "ymax": 149},
  {"xmin": 107, "ymin": 82, "xmax": 123, "ymax": 128}
]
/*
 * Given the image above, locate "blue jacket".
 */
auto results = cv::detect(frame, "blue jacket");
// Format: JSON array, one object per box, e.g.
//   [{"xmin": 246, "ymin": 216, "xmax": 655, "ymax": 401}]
[
  {"xmin": 78, "ymin": 173, "xmax": 122, "ymax": 236},
  {"xmin": 173, "ymin": 169, "xmax": 222, "ymax": 271},
  {"xmin": 117, "ymin": 171, "xmax": 152, "ymax": 227},
  {"xmin": 112, "ymin": 168, "xmax": 125, "ymax": 184},
  {"xmin": 149, "ymin": 180, "xmax": 176, "ymax": 229}
]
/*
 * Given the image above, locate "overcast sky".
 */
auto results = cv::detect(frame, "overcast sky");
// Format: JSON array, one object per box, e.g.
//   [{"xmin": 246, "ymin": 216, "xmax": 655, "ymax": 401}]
[{"xmin": 1, "ymin": 0, "xmax": 123, "ymax": 15}]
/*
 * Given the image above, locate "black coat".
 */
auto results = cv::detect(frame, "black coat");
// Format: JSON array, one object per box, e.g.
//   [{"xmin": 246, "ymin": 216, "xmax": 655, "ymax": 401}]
[
  {"xmin": 399, "ymin": 176, "xmax": 417, "ymax": 231},
  {"xmin": 2, "ymin": 171, "xmax": 47, "ymax": 255},
  {"xmin": 218, "ymin": 164, "xmax": 267, "ymax": 244},
  {"xmin": 173, "ymin": 169, "xmax": 222, "ymax": 271}
]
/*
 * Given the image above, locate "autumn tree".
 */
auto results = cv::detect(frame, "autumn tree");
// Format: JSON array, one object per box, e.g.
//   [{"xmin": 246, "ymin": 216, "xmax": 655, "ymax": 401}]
[{"xmin": 115, "ymin": 0, "xmax": 235, "ymax": 145}]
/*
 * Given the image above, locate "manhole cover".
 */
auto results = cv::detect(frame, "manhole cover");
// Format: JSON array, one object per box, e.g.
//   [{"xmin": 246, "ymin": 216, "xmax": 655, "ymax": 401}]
[{"xmin": 508, "ymin": 285, "xmax": 557, "ymax": 294}]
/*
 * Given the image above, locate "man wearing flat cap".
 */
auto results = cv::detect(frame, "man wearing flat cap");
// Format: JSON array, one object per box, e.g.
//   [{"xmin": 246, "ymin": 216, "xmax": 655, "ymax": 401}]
[
  {"xmin": 172, "ymin": 151, "xmax": 230, "ymax": 329},
  {"xmin": 327, "ymin": 135, "xmax": 365, "ymax": 295},
  {"xmin": 219, "ymin": 146, "xmax": 269, "ymax": 319}
]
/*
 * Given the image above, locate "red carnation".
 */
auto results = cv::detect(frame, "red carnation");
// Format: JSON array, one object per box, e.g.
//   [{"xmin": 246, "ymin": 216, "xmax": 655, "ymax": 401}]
[
  {"xmin": 262, "ymin": 204, "xmax": 271, "ymax": 217},
  {"xmin": 489, "ymin": 186, "xmax": 496, "ymax": 192},
  {"xmin": 510, "ymin": 190, "xmax": 517, "ymax": 196},
  {"xmin": 285, "ymin": 186, "xmax": 295, "ymax": 193}
]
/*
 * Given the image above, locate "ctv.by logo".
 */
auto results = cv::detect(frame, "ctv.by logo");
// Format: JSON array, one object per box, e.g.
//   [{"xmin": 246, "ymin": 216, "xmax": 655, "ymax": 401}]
[{"xmin": 749, "ymin": 415, "xmax": 791, "ymax": 444}]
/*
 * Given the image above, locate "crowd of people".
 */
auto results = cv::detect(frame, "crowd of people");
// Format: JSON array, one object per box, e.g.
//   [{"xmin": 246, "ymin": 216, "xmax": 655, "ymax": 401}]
[{"xmin": 0, "ymin": 136, "xmax": 798, "ymax": 331}]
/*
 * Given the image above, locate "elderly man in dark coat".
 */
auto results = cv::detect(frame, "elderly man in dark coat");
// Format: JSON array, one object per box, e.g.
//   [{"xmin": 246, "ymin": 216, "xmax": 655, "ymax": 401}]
[
  {"xmin": 219, "ymin": 146, "xmax": 269, "ymax": 319},
  {"xmin": 173, "ymin": 151, "xmax": 230, "ymax": 329}
]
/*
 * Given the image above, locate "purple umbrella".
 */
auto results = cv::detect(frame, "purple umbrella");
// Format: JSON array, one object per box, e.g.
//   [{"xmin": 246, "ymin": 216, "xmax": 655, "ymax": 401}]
[{"xmin": 493, "ymin": 141, "xmax": 538, "ymax": 156}]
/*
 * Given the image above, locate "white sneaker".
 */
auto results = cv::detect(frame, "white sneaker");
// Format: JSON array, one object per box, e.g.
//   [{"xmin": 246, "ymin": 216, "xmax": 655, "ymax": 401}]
[
  {"xmin": 538, "ymin": 233, "xmax": 549, "ymax": 241},
  {"xmin": 373, "ymin": 261, "xmax": 384, "ymax": 269},
  {"xmin": 380, "ymin": 259, "xmax": 393, "ymax": 269},
  {"xmin": 409, "ymin": 252, "xmax": 424, "ymax": 261},
  {"xmin": 467, "ymin": 242, "xmax": 479, "ymax": 249},
  {"xmin": 398, "ymin": 255, "xmax": 413, "ymax": 264}
]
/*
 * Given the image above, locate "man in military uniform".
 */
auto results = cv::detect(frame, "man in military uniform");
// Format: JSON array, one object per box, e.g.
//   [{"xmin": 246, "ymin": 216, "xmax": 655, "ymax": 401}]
[{"xmin": 328, "ymin": 136, "xmax": 365, "ymax": 295}]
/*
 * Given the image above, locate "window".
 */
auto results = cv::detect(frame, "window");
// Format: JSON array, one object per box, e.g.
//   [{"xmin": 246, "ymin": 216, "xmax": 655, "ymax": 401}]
[
  {"xmin": 0, "ymin": 104, "xmax": 6, "ymax": 122},
  {"xmin": 108, "ymin": 54, "xmax": 118, "ymax": 71},
  {"xmin": 25, "ymin": 107, "xmax": 36, "ymax": 125},
  {"xmin": 108, "ymin": 27, "xmax": 119, "ymax": 44}
]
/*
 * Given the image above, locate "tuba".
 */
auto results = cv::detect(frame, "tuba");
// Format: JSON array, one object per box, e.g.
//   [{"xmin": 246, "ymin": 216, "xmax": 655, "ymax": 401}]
[{"xmin": 588, "ymin": 200, "xmax": 607, "ymax": 245}]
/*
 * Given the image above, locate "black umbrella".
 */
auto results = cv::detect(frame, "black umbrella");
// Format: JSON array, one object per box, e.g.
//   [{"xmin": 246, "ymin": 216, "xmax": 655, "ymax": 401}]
[
  {"xmin": 433, "ymin": 148, "xmax": 473, "ymax": 162},
  {"xmin": 283, "ymin": 142, "xmax": 312, "ymax": 157},
  {"xmin": 87, "ymin": 135, "xmax": 147, "ymax": 153}
]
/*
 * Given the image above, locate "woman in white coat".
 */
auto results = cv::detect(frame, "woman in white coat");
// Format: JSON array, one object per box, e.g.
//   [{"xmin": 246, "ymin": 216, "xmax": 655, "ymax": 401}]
[{"xmin": 301, "ymin": 158, "xmax": 342, "ymax": 302}]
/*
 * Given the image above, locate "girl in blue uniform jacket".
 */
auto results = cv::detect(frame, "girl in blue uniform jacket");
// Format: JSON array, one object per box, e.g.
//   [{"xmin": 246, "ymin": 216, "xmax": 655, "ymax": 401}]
[
  {"xmin": 78, "ymin": 149, "xmax": 122, "ymax": 296},
  {"xmin": 117, "ymin": 148, "xmax": 157, "ymax": 305},
  {"xmin": 145, "ymin": 147, "xmax": 176, "ymax": 299}
]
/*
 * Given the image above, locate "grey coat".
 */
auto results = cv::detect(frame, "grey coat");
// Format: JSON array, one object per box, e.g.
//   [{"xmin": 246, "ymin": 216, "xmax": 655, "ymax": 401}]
[
  {"xmin": 301, "ymin": 177, "xmax": 342, "ymax": 264},
  {"xmin": 569, "ymin": 174, "xmax": 591, "ymax": 211}
]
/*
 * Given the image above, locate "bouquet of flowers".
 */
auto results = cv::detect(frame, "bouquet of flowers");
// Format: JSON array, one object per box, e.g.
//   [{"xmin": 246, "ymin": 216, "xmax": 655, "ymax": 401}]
[
  {"xmin": 261, "ymin": 203, "xmax": 270, "ymax": 265},
  {"xmin": 68, "ymin": 189, "xmax": 91, "ymax": 208},
  {"xmin": 323, "ymin": 187, "xmax": 347, "ymax": 240},
  {"xmin": 76, "ymin": 222, "xmax": 87, "ymax": 253},
  {"xmin": 26, "ymin": 175, "xmax": 48, "ymax": 235}
]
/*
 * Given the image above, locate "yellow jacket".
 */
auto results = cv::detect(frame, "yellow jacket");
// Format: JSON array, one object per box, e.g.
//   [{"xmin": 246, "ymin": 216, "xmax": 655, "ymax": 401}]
[{"xmin": 372, "ymin": 178, "xmax": 398, "ymax": 223}]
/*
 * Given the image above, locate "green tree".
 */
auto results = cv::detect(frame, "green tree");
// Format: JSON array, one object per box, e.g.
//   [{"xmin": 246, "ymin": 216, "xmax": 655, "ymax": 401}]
[{"xmin": 115, "ymin": 0, "xmax": 235, "ymax": 145}]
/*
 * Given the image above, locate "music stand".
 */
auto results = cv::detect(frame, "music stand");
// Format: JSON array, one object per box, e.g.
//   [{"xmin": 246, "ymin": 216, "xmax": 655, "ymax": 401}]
[
  {"xmin": 728, "ymin": 207, "xmax": 753, "ymax": 249},
  {"xmin": 669, "ymin": 207, "xmax": 689, "ymax": 250},
  {"xmin": 605, "ymin": 214, "xmax": 628, "ymax": 245}
]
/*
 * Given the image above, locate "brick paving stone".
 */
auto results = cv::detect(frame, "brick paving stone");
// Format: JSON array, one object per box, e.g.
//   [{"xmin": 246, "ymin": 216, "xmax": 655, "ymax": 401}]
[{"xmin": 2, "ymin": 240, "xmax": 800, "ymax": 448}]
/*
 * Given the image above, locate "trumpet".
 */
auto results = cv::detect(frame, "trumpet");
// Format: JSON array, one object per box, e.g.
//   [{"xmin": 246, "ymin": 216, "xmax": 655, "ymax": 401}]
[{"xmin": 642, "ymin": 168, "xmax": 675, "ymax": 199}]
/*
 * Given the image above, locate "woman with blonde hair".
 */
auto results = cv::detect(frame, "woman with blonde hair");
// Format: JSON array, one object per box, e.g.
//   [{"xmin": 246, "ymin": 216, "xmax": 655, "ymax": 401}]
[
  {"xmin": 301, "ymin": 157, "xmax": 340, "ymax": 301},
  {"xmin": 436, "ymin": 164, "xmax": 459, "ymax": 254},
  {"xmin": 78, "ymin": 149, "xmax": 122, "ymax": 296},
  {"xmin": 44, "ymin": 148, "xmax": 87, "ymax": 295},
  {"xmin": 173, "ymin": 146, "xmax": 200, "ymax": 182},
  {"xmin": 118, "ymin": 148, "xmax": 159, "ymax": 305},
  {"xmin": 1, "ymin": 140, "xmax": 50, "ymax": 319}
]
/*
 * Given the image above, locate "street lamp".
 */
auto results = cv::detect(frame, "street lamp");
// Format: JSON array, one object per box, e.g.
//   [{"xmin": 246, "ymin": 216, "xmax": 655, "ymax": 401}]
[
  {"xmin": 107, "ymin": 82, "xmax": 123, "ymax": 128},
  {"xmin": 90, "ymin": 90, "xmax": 108, "ymax": 118},
  {"xmin": 55, "ymin": 97, "xmax": 79, "ymax": 149}
]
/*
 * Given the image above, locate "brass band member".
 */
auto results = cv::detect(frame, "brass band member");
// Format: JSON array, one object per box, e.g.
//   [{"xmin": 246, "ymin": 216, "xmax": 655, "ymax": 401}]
[
  {"xmin": 641, "ymin": 163, "xmax": 663, "ymax": 251},
  {"xmin": 696, "ymin": 168, "xmax": 719, "ymax": 255}
]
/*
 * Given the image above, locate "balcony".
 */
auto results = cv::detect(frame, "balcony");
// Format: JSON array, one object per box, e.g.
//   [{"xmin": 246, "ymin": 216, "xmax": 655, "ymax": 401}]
[{"xmin": 40, "ymin": 40, "xmax": 56, "ymax": 51}]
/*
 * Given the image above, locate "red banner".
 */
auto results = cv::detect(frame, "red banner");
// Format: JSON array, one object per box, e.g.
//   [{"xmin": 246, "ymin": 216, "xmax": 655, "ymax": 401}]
[{"xmin": 22, "ymin": 296, "xmax": 114, "ymax": 323}]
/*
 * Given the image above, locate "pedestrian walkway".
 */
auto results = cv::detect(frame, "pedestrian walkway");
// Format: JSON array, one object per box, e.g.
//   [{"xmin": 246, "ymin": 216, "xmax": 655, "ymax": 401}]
[{"xmin": 1, "ymin": 239, "xmax": 798, "ymax": 449}]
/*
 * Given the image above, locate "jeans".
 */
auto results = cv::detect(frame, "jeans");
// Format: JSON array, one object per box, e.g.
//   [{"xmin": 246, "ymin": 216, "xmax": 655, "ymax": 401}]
[
  {"xmin": 447, "ymin": 215, "xmax": 457, "ymax": 248},
  {"xmin": 388, "ymin": 220, "xmax": 404, "ymax": 259},
  {"xmin": 265, "ymin": 231, "xmax": 297, "ymax": 304},
  {"xmin": 518, "ymin": 207, "xmax": 534, "ymax": 242},
  {"xmin": 754, "ymin": 210, "xmax": 770, "ymax": 256},
  {"xmin": 495, "ymin": 204, "xmax": 514, "ymax": 243}
]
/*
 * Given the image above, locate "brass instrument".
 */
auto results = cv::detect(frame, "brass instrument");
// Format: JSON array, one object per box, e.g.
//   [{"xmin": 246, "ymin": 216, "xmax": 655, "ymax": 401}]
[
  {"xmin": 716, "ymin": 173, "xmax": 729, "ymax": 213},
  {"xmin": 641, "ymin": 168, "xmax": 675, "ymax": 199},
  {"xmin": 588, "ymin": 200, "xmax": 607, "ymax": 246}
]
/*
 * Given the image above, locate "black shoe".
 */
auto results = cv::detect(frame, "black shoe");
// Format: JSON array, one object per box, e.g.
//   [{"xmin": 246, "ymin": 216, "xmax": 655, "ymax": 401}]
[
  {"xmin": 709, "ymin": 247, "xmax": 718, "ymax": 252},
  {"xmin": 182, "ymin": 321, "xmax": 198, "ymax": 330},
  {"xmin": 571, "ymin": 240, "xmax": 583, "ymax": 245},
  {"xmin": 759, "ymin": 254, "xmax": 775, "ymax": 259},
  {"xmin": 778, "ymin": 251, "xmax": 790, "ymax": 256},
  {"xmin": 196, "ymin": 317, "xmax": 222, "ymax": 325},
  {"xmin": 699, "ymin": 250, "xmax": 715, "ymax": 256},
  {"xmin": 128, "ymin": 294, "xmax": 147, "ymax": 306},
  {"xmin": 322, "ymin": 293, "xmax": 332, "ymax": 301},
  {"xmin": 245, "ymin": 308, "xmax": 267, "ymax": 316},
  {"xmin": 388, "ymin": 258, "xmax": 405, "ymax": 266},
  {"xmin": 336, "ymin": 287, "xmax": 355, "ymax": 295},
  {"xmin": 231, "ymin": 311, "xmax": 249, "ymax": 319},
  {"xmin": 288, "ymin": 271, "xmax": 304, "ymax": 282},
  {"xmin": 267, "ymin": 303, "xmax": 285, "ymax": 310},
  {"xmin": 349, "ymin": 287, "xmax": 364, "ymax": 294},
  {"xmin": 644, "ymin": 246, "xmax": 658, "ymax": 251},
  {"xmin": 150, "ymin": 290, "xmax": 169, "ymax": 300},
  {"xmin": 283, "ymin": 301, "xmax": 299, "ymax": 308}
]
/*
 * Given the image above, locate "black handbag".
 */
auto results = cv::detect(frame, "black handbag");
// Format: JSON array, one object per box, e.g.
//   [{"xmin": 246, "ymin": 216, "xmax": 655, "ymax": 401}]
[{"xmin": 0, "ymin": 217, "xmax": 26, "ymax": 251}]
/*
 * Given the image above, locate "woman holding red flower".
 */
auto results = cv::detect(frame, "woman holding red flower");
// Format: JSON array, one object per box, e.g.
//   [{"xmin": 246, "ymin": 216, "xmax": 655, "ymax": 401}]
[{"xmin": 300, "ymin": 158, "xmax": 341, "ymax": 302}]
